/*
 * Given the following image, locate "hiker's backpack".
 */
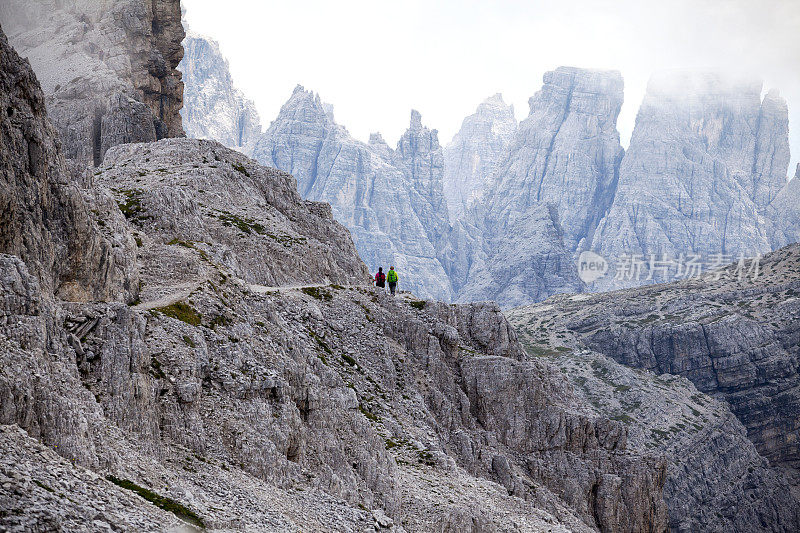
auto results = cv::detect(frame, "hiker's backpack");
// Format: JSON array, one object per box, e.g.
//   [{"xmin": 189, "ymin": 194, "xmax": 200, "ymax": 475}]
[{"xmin": 378, "ymin": 272, "xmax": 386, "ymax": 283}]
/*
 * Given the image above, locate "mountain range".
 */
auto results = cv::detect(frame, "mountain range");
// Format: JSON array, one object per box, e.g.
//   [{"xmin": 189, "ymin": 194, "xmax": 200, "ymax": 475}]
[
  {"xmin": 183, "ymin": 48, "xmax": 799, "ymax": 305},
  {"xmin": 1, "ymin": 1, "xmax": 800, "ymax": 531}
]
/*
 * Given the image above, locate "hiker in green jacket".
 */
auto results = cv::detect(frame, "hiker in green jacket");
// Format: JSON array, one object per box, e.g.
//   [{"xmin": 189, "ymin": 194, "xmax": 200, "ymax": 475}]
[{"xmin": 386, "ymin": 266, "xmax": 398, "ymax": 296}]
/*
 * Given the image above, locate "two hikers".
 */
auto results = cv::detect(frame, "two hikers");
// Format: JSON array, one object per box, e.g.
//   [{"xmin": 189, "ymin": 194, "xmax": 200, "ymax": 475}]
[{"xmin": 374, "ymin": 266, "xmax": 399, "ymax": 295}]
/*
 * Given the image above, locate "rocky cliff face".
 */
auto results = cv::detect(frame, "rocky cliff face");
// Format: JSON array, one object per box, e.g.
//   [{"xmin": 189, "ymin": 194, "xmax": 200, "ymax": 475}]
[
  {"xmin": 0, "ymin": 26, "xmax": 136, "ymax": 302},
  {"xmin": 443, "ymin": 94, "xmax": 517, "ymax": 219},
  {"xmin": 0, "ymin": 0, "xmax": 184, "ymax": 172},
  {"xmin": 179, "ymin": 32, "xmax": 261, "ymax": 152},
  {"xmin": 768, "ymin": 164, "xmax": 800, "ymax": 248},
  {"xmin": 448, "ymin": 67, "xmax": 623, "ymax": 307},
  {"xmin": 250, "ymin": 87, "xmax": 453, "ymax": 301},
  {"xmin": 241, "ymin": 67, "xmax": 796, "ymax": 308},
  {"xmin": 484, "ymin": 67, "xmax": 624, "ymax": 254},
  {"xmin": 1, "ymin": 144, "xmax": 672, "ymax": 531},
  {"xmin": 455, "ymin": 69, "xmax": 795, "ymax": 306},
  {"xmin": 591, "ymin": 72, "xmax": 791, "ymax": 290},
  {"xmin": 392, "ymin": 110, "xmax": 452, "ymax": 255},
  {"xmin": 510, "ymin": 244, "xmax": 800, "ymax": 511},
  {"xmin": 508, "ymin": 298, "xmax": 800, "ymax": 533}
]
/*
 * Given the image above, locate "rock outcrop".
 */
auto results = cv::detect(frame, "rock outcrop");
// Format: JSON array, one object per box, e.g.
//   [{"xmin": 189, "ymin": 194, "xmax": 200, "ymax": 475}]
[
  {"xmin": 0, "ymin": 0, "xmax": 185, "ymax": 172},
  {"xmin": 510, "ymin": 244, "xmax": 800, "ymax": 507},
  {"xmin": 250, "ymin": 87, "xmax": 453, "ymax": 300},
  {"xmin": 452, "ymin": 204, "xmax": 582, "ymax": 307},
  {"xmin": 591, "ymin": 72, "xmax": 791, "ymax": 290},
  {"xmin": 767, "ymin": 164, "xmax": 800, "ymax": 248},
  {"xmin": 392, "ymin": 109, "xmax": 451, "ymax": 258},
  {"xmin": 454, "ymin": 69, "xmax": 795, "ymax": 306},
  {"xmin": 483, "ymin": 67, "xmax": 624, "ymax": 254},
  {"xmin": 0, "ymin": 25, "xmax": 136, "ymax": 302},
  {"xmin": 508, "ymin": 303, "xmax": 800, "ymax": 532},
  {"xmin": 443, "ymin": 94, "xmax": 517, "ymax": 219},
  {"xmin": 1, "ymin": 134, "xmax": 671, "ymax": 531},
  {"xmin": 98, "ymin": 138, "xmax": 369, "ymax": 288},
  {"xmin": 179, "ymin": 32, "xmax": 261, "ymax": 152}
]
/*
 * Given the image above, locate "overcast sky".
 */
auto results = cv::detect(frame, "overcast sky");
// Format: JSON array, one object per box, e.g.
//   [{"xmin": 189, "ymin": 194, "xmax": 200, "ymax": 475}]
[{"xmin": 182, "ymin": 0, "xmax": 800, "ymax": 174}]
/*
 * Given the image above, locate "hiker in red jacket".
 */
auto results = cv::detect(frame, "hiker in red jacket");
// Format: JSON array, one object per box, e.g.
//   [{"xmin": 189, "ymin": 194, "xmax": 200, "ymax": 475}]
[{"xmin": 374, "ymin": 267, "xmax": 386, "ymax": 289}]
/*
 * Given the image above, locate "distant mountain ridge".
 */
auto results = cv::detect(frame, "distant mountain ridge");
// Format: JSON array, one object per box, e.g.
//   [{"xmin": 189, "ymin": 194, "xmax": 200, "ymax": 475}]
[
  {"xmin": 179, "ymin": 31, "xmax": 262, "ymax": 152},
  {"xmin": 176, "ymin": 37, "xmax": 799, "ymax": 307},
  {"xmin": 250, "ymin": 86, "xmax": 454, "ymax": 300}
]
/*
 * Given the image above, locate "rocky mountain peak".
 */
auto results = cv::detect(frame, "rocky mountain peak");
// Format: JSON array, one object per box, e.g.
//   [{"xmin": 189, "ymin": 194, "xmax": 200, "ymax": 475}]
[
  {"xmin": 529, "ymin": 66, "xmax": 623, "ymax": 117},
  {"xmin": 250, "ymin": 86, "xmax": 453, "ymax": 300},
  {"xmin": 368, "ymin": 131, "xmax": 387, "ymax": 145},
  {"xmin": 481, "ymin": 92, "xmax": 508, "ymax": 107},
  {"xmin": 409, "ymin": 108, "xmax": 423, "ymax": 129},
  {"xmin": 473, "ymin": 66, "xmax": 622, "ymax": 287},
  {"xmin": 179, "ymin": 31, "xmax": 262, "ymax": 152},
  {"xmin": 591, "ymin": 69, "xmax": 792, "ymax": 291},
  {"xmin": 276, "ymin": 85, "xmax": 331, "ymax": 126},
  {"xmin": 478, "ymin": 93, "xmax": 515, "ymax": 122},
  {"xmin": 368, "ymin": 131, "xmax": 394, "ymax": 160},
  {"xmin": 443, "ymin": 93, "xmax": 517, "ymax": 218},
  {"xmin": 393, "ymin": 108, "xmax": 450, "ymax": 256},
  {"xmin": 753, "ymin": 86, "xmax": 791, "ymax": 207}
]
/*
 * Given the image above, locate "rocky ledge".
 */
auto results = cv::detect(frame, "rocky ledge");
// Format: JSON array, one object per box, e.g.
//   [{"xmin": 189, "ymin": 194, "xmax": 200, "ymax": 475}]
[{"xmin": 507, "ymin": 244, "xmax": 800, "ymax": 531}]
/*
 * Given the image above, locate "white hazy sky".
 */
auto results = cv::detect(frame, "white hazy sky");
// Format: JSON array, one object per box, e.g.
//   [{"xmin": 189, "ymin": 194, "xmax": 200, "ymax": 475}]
[{"xmin": 182, "ymin": 0, "xmax": 800, "ymax": 174}]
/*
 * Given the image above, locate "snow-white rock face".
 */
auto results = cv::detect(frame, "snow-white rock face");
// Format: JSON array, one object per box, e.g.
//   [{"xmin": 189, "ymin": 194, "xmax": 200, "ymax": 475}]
[
  {"xmin": 443, "ymin": 94, "xmax": 517, "ymax": 219},
  {"xmin": 0, "ymin": 0, "xmax": 185, "ymax": 173},
  {"xmin": 250, "ymin": 86, "xmax": 453, "ymax": 300},
  {"xmin": 179, "ymin": 32, "xmax": 261, "ymax": 152},
  {"xmin": 591, "ymin": 72, "xmax": 792, "ymax": 291}
]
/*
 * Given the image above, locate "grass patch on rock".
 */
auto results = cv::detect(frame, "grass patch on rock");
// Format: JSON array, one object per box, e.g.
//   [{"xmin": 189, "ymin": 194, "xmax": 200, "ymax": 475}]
[
  {"xmin": 106, "ymin": 475, "xmax": 204, "ymax": 529},
  {"xmin": 115, "ymin": 189, "xmax": 152, "ymax": 223},
  {"xmin": 611, "ymin": 413, "xmax": 635, "ymax": 424},
  {"xmin": 231, "ymin": 162, "xmax": 250, "ymax": 177},
  {"xmin": 309, "ymin": 331, "xmax": 332, "ymax": 355},
  {"xmin": 210, "ymin": 209, "xmax": 266, "ymax": 235},
  {"xmin": 167, "ymin": 238, "xmax": 195, "ymax": 249},
  {"xmin": 359, "ymin": 404, "xmax": 381, "ymax": 422},
  {"xmin": 154, "ymin": 302, "xmax": 202, "ymax": 327},
  {"xmin": 209, "ymin": 315, "xmax": 232, "ymax": 329},
  {"xmin": 408, "ymin": 299, "xmax": 426, "ymax": 310},
  {"xmin": 301, "ymin": 286, "xmax": 332, "ymax": 301}
]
